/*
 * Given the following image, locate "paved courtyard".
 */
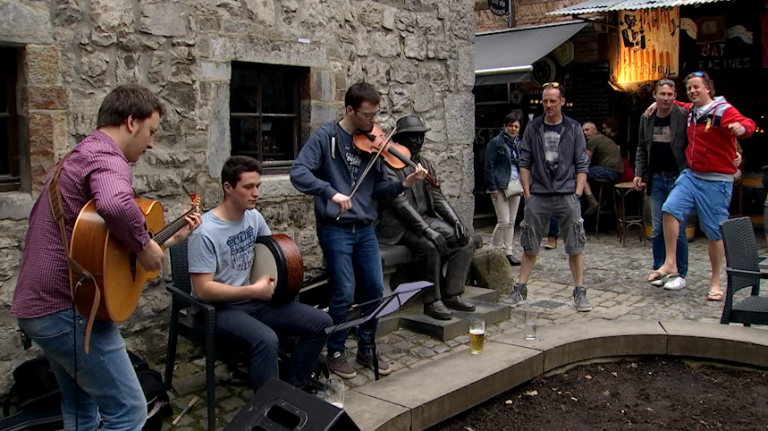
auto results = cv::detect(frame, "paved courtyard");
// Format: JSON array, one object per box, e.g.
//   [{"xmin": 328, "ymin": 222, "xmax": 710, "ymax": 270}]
[{"xmin": 159, "ymin": 226, "xmax": 766, "ymax": 431}]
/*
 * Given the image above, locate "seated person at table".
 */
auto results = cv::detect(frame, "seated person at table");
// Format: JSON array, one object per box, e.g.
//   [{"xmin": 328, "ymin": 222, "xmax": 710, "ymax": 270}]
[
  {"xmin": 376, "ymin": 114, "xmax": 476, "ymax": 320},
  {"xmin": 187, "ymin": 156, "xmax": 332, "ymax": 391},
  {"xmin": 580, "ymin": 121, "xmax": 624, "ymax": 216}
]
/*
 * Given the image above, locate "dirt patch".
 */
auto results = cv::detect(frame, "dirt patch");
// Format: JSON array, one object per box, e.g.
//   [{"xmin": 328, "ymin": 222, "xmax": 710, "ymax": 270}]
[{"xmin": 431, "ymin": 357, "xmax": 768, "ymax": 431}]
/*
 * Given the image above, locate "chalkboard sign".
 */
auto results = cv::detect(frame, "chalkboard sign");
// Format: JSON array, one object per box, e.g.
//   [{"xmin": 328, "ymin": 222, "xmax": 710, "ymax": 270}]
[
  {"xmin": 473, "ymin": 83, "xmax": 509, "ymax": 104},
  {"xmin": 568, "ymin": 62, "xmax": 611, "ymax": 124}
]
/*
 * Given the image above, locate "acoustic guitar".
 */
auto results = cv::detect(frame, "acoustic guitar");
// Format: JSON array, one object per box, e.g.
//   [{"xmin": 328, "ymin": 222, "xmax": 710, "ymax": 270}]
[{"xmin": 69, "ymin": 194, "xmax": 200, "ymax": 322}]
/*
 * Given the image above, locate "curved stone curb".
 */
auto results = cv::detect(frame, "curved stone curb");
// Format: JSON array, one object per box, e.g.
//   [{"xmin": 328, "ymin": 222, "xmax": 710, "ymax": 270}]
[{"xmin": 343, "ymin": 321, "xmax": 768, "ymax": 431}]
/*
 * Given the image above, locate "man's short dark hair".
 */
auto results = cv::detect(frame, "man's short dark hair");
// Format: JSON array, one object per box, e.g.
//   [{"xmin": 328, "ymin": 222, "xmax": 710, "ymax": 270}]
[
  {"xmin": 96, "ymin": 85, "xmax": 165, "ymax": 128},
  {"xmin": 344, "ymin": 83, "xmax": 381, "ymax": 111},
  {"xmin": 504, "ymin": 112, "xmax": 522, "ymax": 126},
  {"xmin": 684, "ymin": 71, "xmax": 715, "ymax": 96},
  {"xmin": 221, "ymin": 155, "xmax": 263, "ymax": 189},
  {"xmin": 655, "ymin": 79, "xmax": 676, "ymax": 92}
]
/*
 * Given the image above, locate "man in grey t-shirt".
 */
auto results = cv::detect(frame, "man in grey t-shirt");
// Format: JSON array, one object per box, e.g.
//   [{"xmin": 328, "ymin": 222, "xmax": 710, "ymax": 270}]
[{"xmin": 187, "ymin": 156, "xmax": 332, "ymax": 391}]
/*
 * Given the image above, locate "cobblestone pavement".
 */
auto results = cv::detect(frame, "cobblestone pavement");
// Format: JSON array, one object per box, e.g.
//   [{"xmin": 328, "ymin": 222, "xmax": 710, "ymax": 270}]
[{"xmin": 159, "ymin": 227, "xmax": 766, "ymax": 431}]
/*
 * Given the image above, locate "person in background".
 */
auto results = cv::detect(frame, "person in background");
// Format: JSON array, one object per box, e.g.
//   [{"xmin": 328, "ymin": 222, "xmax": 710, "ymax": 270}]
[{"xmin": 485, "ymin": 112, "xmax": 524, "ymax": 266}]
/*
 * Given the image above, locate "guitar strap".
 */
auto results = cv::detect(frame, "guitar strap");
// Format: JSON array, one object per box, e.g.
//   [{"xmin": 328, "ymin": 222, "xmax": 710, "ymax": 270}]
[{"xmin": 47, "ymin": 151, "xmax": 101, "ymax": 354}]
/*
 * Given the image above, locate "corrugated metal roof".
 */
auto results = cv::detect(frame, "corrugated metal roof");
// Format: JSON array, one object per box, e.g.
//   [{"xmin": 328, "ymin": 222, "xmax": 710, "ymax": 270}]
[{"xmin": 548, "ymin": 0, "xmax": 734, "ymax": 16}]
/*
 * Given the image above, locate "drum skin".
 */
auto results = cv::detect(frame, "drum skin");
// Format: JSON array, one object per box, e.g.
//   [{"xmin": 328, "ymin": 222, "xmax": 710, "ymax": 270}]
[{"xmin": 251, "ymin": 234, "xmax": 304, "ymax": 303}]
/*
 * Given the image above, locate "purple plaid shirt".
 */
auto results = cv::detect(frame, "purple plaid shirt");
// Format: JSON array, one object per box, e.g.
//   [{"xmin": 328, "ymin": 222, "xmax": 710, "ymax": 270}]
[{"xmin": 11, "ymin": 130, "xmax": 151, "ymax": 319}]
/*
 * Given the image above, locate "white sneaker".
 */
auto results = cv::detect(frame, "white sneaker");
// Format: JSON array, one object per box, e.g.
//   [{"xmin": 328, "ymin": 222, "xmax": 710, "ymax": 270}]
[{"xmin": 663, "ymin": 276, "xmax": 686, "ymax": 291}]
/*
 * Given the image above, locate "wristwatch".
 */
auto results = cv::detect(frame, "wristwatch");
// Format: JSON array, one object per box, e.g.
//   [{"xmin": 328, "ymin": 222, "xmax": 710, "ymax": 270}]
[{"xmin": 575, "ymin": 193, "xmax": 582, "ymax": 198}]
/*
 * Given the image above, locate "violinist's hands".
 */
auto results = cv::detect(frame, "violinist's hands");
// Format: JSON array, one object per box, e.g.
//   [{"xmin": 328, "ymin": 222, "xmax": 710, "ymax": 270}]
[
  {"xmin": 166, "ymin": 212, "xmax": 202, "ymax": 248},
  {"xmin": 728, "ymin": 122, "xmax": 746, "ymax": 137},
  {"xmin": 644, "ymin": 102, "xmax": 658, "ymax": 118},
  {"xmin": 424, "ymin": 228, "xmax": 448, "ymax": 254},
  {"xmin": 633, "ymin": 176, "xmax": 645, "ymax": 191},
  {"xmin": 403, "ymin": 163, "xmax": 429, "ymax": 188},
  {"xmin": 332, "ymin": 193, "xmax": 352, "ymax": 214}
]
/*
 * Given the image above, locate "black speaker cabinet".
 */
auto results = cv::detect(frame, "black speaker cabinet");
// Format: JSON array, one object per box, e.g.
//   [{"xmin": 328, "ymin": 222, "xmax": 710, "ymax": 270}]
[{"xmin": 223, "ymin": 378, "xmax": 361, "ymax": 431}]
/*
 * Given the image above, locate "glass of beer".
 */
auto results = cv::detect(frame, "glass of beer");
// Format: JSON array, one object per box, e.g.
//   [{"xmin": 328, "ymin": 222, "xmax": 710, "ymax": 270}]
[
  {"xmin": 324, "ymin": 378, "xmax": 345, "ymax": 409},
  {"xmin": 470, "ymin": 318, "xmax": 485, "ymax": 354}
]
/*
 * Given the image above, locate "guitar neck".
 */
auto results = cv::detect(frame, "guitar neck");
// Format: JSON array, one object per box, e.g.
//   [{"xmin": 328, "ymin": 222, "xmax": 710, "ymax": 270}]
[{"xmin": 154, "ymin": 207, "xmax": 196, "ymax": 246}]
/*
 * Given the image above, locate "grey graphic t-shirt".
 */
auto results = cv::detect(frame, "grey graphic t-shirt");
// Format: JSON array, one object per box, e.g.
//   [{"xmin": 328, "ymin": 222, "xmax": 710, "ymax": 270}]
[
  {"xmin": 187, "ymin": 208, "xmax": 271, "ymax": 297},
  {"xmin": 543, "ymin": 122, "xmax": 563, "ymax": 173}
]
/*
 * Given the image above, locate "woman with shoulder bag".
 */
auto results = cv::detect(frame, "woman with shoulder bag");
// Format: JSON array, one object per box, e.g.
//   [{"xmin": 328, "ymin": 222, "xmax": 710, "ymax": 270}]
[{"xmin": 485, "ymin": 112, "xmax": 524, "ymax": 266}]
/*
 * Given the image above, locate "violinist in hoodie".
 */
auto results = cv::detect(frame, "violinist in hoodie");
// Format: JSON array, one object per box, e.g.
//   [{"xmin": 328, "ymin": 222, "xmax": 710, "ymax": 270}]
[{"xmin": 645, "ymin": 71, "xmax": 755, "ymax": 301}]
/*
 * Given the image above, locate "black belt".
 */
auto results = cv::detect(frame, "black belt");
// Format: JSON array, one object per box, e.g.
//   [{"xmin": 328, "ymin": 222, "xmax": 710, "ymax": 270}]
[{"xmin": 654, "ymin": 171, "xmax": 678, "ymax": 178}]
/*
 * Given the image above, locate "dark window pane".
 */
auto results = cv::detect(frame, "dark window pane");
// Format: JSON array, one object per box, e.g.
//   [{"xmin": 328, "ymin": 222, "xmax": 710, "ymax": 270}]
[
  {"xmin": 230, "ymin": 117, "xmax": 259, "ymax": 158},
  {"xmin": 230, "ymin": 68, "xmax": 259, "ymax": 113},
  {"xmin": 261, "ymin": 69, "xmax": 294, "ymax": 114},
  {"xmin": 260, "ymin": 117, "xmax": 296, "ymax": 162},
  {"xmin": 0, "ymin": 120, "xmax": 9, "ymax": 175}
]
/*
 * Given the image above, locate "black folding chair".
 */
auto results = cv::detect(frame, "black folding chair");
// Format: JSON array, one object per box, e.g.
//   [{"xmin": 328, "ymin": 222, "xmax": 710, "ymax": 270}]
[{"xmin": 719, "ymin": 217, "xmax": 768, "ymax": 326}]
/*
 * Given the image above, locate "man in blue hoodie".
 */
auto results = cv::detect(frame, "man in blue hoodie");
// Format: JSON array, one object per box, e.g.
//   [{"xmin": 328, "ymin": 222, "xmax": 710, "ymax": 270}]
[
  {"xmin": 508, "ymin": 83, "xmax": 592, "ymax": 312},
  {"xmin": 290, "ymin": 83, "xmax": 427, "ymax": 379}
]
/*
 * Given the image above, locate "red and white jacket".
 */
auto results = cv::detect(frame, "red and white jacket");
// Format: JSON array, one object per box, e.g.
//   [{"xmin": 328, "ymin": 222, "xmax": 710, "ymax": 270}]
[{"xmin": 675, "ymin": 97, "xmax": 755, "ymax": 175}]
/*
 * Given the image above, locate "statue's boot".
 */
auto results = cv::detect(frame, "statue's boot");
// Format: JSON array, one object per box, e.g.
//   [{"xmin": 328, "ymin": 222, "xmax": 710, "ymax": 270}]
[
  {"xmin": 443, "ymin": 295, "xmax": 476, "ymax": 312},
  {"xmin": 424, "ymin": 300, "xmax": 453, "ymax": 320}
]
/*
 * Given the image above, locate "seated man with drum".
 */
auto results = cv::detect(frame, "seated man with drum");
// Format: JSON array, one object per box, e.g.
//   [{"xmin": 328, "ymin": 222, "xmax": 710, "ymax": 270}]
[
  {"xmin": 376, "ymin": 114, "xmax": 477, "ymax": 320},
  {"xmin": 187, "ymin": 156, "xmax": 332, "ymax": 392}
]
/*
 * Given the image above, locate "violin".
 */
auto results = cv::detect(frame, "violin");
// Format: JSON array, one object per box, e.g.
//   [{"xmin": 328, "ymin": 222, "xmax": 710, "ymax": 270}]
[{"xmin": 353, "ymin": 125, "xmax": 440, "ymax": 188}]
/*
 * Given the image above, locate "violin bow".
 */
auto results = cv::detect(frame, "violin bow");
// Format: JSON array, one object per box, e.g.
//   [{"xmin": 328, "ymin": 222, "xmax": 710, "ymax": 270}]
[{"xmin": 335, "ymin": 126, "xmax": 399, "ymax": 221}]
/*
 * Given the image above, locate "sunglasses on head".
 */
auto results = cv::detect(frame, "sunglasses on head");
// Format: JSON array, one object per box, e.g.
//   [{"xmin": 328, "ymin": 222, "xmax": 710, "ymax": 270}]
[
  {"xmin": 658, "ymin": 79, "xmax": 675, "ymax": 87},
  {"xmin": 542, "ymin": 82, "xmax": 560, "ymax": 88},
  {"xmin": 691, "ymin": 71, "xmax": 705, "ymax": 77}
]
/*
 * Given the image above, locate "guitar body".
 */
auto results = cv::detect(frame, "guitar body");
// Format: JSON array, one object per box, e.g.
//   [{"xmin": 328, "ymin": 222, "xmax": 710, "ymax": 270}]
[{"xmin": 70, "ymin": 198, "xmax": 164, "ymax": 322}]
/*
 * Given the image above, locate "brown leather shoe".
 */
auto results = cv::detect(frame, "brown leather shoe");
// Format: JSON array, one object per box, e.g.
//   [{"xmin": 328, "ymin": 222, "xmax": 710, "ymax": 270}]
[
  {"xmin": 326, "ymin": 351, "xmax": 357, "ymax": 379},
  {"xmin": 356, "ymin": 351, "xmax": 391, "ymax": 375},
  {"xmin": 442, "ymin": 295, "xmax": 476, "ymax": 312},
  {"xmin": 544, "ymin": 236, "xmax": 557, "ymax": 249}
]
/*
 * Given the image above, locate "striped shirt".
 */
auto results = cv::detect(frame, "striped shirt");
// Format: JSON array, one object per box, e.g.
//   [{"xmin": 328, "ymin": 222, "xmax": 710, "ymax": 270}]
[{"xmin": 11, "ymin": 130, "xmax": 151, "ymax": 319}]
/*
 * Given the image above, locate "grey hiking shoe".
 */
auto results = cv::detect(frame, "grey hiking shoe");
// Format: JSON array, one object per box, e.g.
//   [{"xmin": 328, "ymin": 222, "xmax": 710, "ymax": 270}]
[
  {"xmin": 326, "ymin": 351, "xmax": 356, "ymax": 379},
  {"xmin": 504, "ymin": 283, "xmax": 528, "ymax": 305},
  {"xmin": 573, "ymin": 286, "xmax": 592, "ymax": 312}
]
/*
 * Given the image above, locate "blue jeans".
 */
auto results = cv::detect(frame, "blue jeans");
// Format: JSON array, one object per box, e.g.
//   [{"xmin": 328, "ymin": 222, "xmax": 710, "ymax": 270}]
[
  {"xmin": 662, "ymin": 169, "xmax": 732, "ymax": 241},
  {"xmin": 549, "ymin": 217, "xmax": 559, "ymax": 238},
  {"xmin": 18, "ymin": 309, "xmax": 146, "ymax": 431},
  {"xmin": 195, "ymin": 300, "xmax": 332, "ymax": 390},
  {"xmin": 318, "ymin": 225, "xmax": 383, "ymax": 356},
  {"xmin": 587, "ymin": 165, "xmax": 622, "ymax": 181},
  {"xmin": 651, "ymin": 174, "xmax": 688, "ymax": 278}
]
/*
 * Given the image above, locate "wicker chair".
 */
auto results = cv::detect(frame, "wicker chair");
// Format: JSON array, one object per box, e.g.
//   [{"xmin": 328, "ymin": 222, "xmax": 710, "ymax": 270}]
[{"xmin": 719, "ymin": 217, "xmax": 768, "ymax": 326}]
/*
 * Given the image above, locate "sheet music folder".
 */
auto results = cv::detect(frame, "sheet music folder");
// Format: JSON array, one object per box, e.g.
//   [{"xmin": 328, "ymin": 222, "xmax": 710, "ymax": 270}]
[{"xmin": 324, "ymin": 281, "xmax": 433, "ymax": 334}]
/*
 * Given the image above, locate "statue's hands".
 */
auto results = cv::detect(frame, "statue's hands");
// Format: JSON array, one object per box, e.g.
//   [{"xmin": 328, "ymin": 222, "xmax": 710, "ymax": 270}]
[
  {"xmin": 454, "ymin": 220, "xmax": 469, "ymax": 244},
  {"xmin": 424, "ymin": 228, "xmax": 448, "ymax": 254}
]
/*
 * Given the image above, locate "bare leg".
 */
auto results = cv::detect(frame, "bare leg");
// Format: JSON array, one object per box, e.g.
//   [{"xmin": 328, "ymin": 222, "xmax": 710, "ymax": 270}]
[
  {"xmin": 518, "ymin": 253, "xmax": 537, "ymax": 285},
  {"xmin": 583, "ymin": 182, "xmax": 592, "ymax": 197},
  {"xmin": 708, "ymin": 239, "xmax": 724, "ymax": 294},
  {"xmin": 654, "ymin": 213, "xmax": 680, "ymax": 276},
  {"xmin": 569, "ymin": 253, "xmax": 584, "ymax": 286}
]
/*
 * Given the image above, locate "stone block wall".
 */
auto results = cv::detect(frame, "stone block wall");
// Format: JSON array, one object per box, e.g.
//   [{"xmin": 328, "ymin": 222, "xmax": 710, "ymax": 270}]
[{"xmin": 0, "ymin": 0, "xmax": 476, "ymax": 391}]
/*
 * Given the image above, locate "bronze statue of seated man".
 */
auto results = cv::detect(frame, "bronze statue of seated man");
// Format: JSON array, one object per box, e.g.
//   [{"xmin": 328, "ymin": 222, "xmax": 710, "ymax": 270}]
[{"xmin": 376, "ymin": 114, "xmax": 476, "ymax": 320}]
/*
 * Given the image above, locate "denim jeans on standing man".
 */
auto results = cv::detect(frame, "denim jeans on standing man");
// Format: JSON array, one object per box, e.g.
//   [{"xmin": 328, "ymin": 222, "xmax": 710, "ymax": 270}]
[
  {"xmin": 18, "ymin": 308, "xmax": 147, "ymax": 431},
  {"xmin": 318, "ymin": 225, "xmax": 383, "ymax": 357},
  {"xmin": 651, "ymin": 173, "xmax": 688, "ymax": 278}
]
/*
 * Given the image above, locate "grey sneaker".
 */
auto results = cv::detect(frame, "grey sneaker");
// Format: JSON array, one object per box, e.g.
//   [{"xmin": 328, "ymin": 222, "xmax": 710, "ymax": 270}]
[
  {"xmin": 573, "ymin": 286, "xmax": 592, "ymax": 312},
  {"xmin": 505, "ymin": 283, "xmax": 528, "ymax": 304},
  {"xmin": 326, "ymin": 351, "xmax": 357, "ymax": 379}
]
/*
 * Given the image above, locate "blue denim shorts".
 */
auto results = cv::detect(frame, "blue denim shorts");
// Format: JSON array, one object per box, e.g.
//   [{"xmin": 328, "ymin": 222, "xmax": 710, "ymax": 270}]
[{"xmin": 662, "ymin": 169, "xmax": 732, "ymax": 240}]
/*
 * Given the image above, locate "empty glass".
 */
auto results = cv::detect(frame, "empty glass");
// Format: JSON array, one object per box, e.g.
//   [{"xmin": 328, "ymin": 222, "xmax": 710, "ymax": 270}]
[
  {"xmin": 525, "ymin": 311, "xmax": 537, "ymax": 341},
  {"xmin": 324, "ymin": 378, "xmax": 345, "ymax": 409}
]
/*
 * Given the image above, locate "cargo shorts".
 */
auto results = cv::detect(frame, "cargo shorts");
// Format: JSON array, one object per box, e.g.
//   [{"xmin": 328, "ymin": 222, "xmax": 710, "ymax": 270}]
[{"xmin": 520, "ymin": 193, "xmax": 587, "ymax": 256}]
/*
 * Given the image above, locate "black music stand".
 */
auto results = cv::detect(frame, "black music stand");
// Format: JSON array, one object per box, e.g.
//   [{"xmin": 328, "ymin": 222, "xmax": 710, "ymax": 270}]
[{"xmin": 325, "ymin": 281, "xmax": 433, "ymax": 381}]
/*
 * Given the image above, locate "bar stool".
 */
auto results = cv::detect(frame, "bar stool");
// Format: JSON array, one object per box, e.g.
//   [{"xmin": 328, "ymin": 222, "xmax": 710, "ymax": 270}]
[
  {"xmin": 592, "ymin": 178, "xmax": 618, "ymax": 235},
  {"xmin": 613, "ymin": 182, "xmax": 646, "ymax": 246}
]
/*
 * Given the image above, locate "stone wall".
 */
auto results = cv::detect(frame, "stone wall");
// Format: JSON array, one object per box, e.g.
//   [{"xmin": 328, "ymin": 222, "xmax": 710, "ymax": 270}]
[{"xmin": 0, "ymin": 0, "xmax": 476, "ymax": 392}]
